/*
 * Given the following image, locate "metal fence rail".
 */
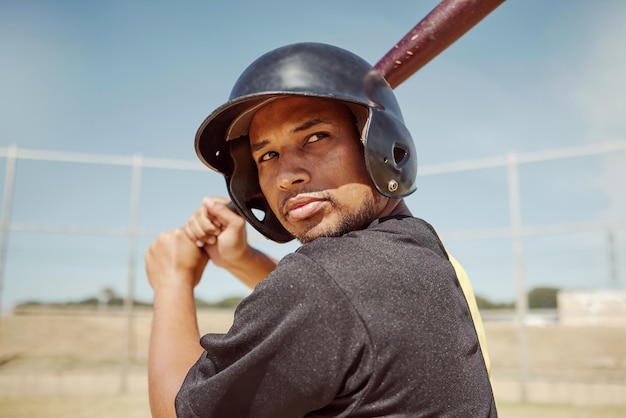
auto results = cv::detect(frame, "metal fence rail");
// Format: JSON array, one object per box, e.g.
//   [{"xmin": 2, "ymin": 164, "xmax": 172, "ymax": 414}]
[{"xmin": 1, "ymin": 141, "xmax": 625, "ymax": 397}]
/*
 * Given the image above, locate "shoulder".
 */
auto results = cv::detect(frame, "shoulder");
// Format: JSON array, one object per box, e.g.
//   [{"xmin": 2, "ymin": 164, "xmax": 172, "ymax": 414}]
[
  {"xmin": 240, "ymin": 250, "xmax": 360, "ymax": 323},
  {"xmin": 288, "ymin": 216, "xmax": 450, "ymax": 277}
]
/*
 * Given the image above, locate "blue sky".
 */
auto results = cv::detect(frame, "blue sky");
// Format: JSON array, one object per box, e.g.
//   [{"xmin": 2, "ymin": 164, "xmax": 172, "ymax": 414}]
[{"xmin": 1, "ymin": 0, "xmax": 625, "ymax": 310}]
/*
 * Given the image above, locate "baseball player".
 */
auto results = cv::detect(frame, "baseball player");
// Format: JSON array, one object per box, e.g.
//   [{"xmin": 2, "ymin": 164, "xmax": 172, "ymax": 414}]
[{"xmin": 146, "ymin": 42, "xmax": 496, "ymax": 417}]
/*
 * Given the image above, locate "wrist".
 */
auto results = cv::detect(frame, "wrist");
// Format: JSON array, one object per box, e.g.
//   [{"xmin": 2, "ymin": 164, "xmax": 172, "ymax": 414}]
[
  {"xmin": 151, "ymin": 273, "xmax": 197, "ymax": 298},
  {"xmin": 225, "ymin": 245, "xmax": 278, "ymax": 284},
  {"xmin": 221, "ymin": 244, "xmax": 256, "ymax": 273}
]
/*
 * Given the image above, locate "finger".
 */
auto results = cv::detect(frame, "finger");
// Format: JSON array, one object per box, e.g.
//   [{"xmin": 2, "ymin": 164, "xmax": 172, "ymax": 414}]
[
  {"xmin": 183, "ymin": 223, "xmax": 206, "ymax": 247},
  {"xmin": 183, "ymin": 211, "xmax": 207, "ymax": 242},
  {"xmin": 203, "ymin": 196, "xmax": 231, "ymax": 206},
  {"xmin": 204, "ymin": 197, "xmax": 244, "ymax": 229},
  {"xmin": 185, "ymin": 207, "xmax": 221, "ymax": 242}
]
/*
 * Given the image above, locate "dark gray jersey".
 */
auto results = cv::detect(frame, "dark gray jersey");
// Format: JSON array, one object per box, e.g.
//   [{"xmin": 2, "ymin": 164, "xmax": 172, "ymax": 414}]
[{"xmin": 176, "ymin": 216, "xmax": 496, "ymax": 417}]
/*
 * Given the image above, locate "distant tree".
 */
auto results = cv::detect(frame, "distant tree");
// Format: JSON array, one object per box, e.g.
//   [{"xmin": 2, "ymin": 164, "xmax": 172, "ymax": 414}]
[
  {"xmin": 213, "ymin": 296, "xmax": 244, "ymax": 308},
  {"xmin": 475, "ymin": 295, "xmax": 493, "ymax": 309},
  {"xmin": 97, "ymin": 287, "xmax": 118, "ymax": 311},
  {"xmin": 76, "ymin": 297, "xmax": 100, "ymax": 306},
  {"xmin": 196, "ymin": 296, "xmax": 244, "ymax": 309},
  {"xmin": 100, "ymin": 287, "xmax": 118, "ymax": 303},
  {"xmin": 474, "ymin": 295, "xmax": 514, "ymax": 310},
  {"xmin": 528, "ymin": 287, "xmax": 559, "ymax": 309}
]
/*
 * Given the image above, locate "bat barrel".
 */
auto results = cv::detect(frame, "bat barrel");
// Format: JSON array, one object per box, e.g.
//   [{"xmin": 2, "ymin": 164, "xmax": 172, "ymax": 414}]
[{"xmin": 375, "ymin": 0, "xmax": 505, "ymax": 89}]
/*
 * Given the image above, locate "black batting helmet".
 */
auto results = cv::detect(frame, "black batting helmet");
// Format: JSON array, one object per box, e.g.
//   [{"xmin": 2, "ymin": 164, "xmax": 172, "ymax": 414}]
[{"xmin": 195, "ymin": 42, "xmax": 417, "ymax": 242}]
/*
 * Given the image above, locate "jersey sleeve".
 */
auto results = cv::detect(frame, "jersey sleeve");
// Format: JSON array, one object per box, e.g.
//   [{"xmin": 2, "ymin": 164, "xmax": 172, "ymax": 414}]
[{"xmin": 175, "ymin": 252, "xmax": 372, "ymax": 418}]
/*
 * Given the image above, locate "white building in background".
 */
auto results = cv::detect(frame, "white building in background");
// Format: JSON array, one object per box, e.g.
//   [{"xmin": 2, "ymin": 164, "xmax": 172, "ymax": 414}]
[{"xmin": 558, "ymin": 290, "xmax": 626, "ymax": 326}]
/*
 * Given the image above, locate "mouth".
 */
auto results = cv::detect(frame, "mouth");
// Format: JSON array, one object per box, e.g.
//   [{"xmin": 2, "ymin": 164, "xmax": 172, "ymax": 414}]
[{"xmin": 283, "ymin": 195, "xmax": 328, "ymax": 222}]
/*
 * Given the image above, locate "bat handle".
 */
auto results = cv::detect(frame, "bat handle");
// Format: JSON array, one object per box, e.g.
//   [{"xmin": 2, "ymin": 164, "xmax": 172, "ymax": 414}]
[{"xmin": 227, "ymin": 201, "xmax": 240, "ymax": 215}]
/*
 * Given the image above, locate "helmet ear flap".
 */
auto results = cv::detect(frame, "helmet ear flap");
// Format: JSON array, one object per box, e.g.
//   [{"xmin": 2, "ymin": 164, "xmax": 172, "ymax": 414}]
[
  {"xmin": 227, "ymin": 136, "xmax": 294, "ymax": 243},
  {"xmin": 364, "ymin": 109, "xmax": 417, "ymax": 197}
]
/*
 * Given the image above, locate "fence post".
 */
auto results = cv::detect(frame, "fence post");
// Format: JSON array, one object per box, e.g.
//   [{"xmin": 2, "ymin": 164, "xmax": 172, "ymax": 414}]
[
  {"xmin": 606, "ymin": 229, "xmax": 620, "ymax": 288},
  {"xmin": 507, "ymin": 153, "xmax": 529, "ymax": 402},
  {"xmin": 120, "ymin": 154, "xmax": 143, "ymax": 394},
  {"xmin": 0, "ymin": 146, "xmax": 18, "ymax": 324}
]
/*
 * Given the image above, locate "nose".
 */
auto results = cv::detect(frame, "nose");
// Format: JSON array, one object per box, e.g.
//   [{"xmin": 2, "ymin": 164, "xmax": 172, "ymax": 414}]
[{"xmin": 276, "ymin": 152, "xmax": 310, "ymax": 190}]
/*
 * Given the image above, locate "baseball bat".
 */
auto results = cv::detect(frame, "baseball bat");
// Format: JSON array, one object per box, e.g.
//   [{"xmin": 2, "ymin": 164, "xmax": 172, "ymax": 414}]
[
  {"xmin": 226, "ymin": 0, "xmax": 504, "ymax": 215},
  {"xmin": 375, "ymin": 0, "xmax": 505, "ymax": 89}
]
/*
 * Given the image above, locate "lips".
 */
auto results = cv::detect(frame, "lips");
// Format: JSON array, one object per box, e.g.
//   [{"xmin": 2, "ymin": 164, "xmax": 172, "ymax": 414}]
[{"xmin": 283, "ymin": 196, "xmax": 327, "ymax": 221}]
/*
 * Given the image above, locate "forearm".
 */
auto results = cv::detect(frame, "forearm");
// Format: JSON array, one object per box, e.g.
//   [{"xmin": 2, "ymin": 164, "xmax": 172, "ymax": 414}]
[
  {"xmin": 149, "ymin": 283, "xmax": 204, "ymax": 418},
  {"xmin": 224, "ymin": 245, "xmax": 279, "ymax": 289}
]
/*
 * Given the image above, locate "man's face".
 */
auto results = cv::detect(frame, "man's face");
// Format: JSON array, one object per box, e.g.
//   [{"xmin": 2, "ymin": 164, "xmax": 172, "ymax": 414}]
[{"xmin": 248, "ymin": 96, "xmax": 388, "ymax": 243}]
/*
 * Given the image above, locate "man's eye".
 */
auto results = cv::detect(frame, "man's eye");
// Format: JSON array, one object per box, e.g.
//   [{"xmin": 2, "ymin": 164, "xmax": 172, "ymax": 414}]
[
  {"xmin": 259, "ymin": 151, "xmax": 278, "ymax": 162},
  {"xmin": 307, "ymin": 132, "xmax": 327, "ymax": 143}
]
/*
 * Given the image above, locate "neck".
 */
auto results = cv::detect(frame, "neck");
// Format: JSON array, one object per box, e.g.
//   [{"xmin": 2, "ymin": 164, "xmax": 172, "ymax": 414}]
[{"xmin": 379, "ymin": 198, "xmax": 412, "ymax": 218}]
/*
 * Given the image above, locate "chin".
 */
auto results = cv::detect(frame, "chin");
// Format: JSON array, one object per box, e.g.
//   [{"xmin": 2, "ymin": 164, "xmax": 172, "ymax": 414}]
[
  {"xmin": 291, "ymin": 224, "xmax": 326, "ymax": 244},
  {"xmin": 293, "ymin": 220, "xmax": 353, "ymax": 244},
  {"xmin": 287, "ymin": 204, "xmax": 377, "ymax": 243}
]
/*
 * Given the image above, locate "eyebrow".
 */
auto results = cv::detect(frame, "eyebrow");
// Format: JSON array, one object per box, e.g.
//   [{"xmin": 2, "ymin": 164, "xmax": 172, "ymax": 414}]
[
  {"xmin": 292, "ymin": 118, "xmax": 330, "ymax": 133},
  {"xmin": 250, "ymin": 118, "xmax": 332, "ymax": 154},
  {"xmin": 250, "ymin": 139, "xmax": 270, "ymax": 154}
]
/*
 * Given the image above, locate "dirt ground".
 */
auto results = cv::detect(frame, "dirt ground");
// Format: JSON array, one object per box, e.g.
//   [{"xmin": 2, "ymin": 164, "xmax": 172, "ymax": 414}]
[
  {"xmin": 1, "ymin": 308, "xmax": 625, "ymax": 417},
  {"xmin": 2, "ymin": 395, "xmax": 626, "ymax": 418}
]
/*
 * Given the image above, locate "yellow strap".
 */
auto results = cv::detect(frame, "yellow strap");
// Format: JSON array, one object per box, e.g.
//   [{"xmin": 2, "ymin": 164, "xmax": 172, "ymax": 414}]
[{"xmin": 449, "ymin": 254, "xmax": 492, "ymax": 380}]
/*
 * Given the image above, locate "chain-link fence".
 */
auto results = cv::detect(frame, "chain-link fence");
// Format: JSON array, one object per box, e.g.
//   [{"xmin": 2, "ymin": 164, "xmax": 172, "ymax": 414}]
[{"xmin": 1, "ymin": 141, "xmax": 625, "ymax": 400}]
